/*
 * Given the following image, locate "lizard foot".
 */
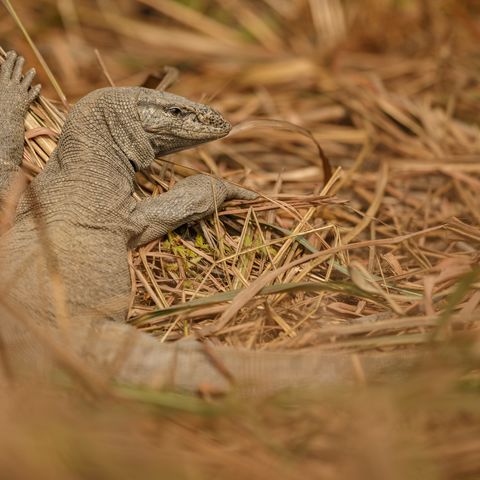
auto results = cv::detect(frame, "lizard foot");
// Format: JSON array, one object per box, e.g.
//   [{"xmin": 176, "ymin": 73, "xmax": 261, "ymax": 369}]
[
  {"xmin": 0, "ymin": 51, "xmax": 41, "ymax": 115},
  {"xmin": 172, "ymin": 174, "xmax": 257, "ymax": 208}
]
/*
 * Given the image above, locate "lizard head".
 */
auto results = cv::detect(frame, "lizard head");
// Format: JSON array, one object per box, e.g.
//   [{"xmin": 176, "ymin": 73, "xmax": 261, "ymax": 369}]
[
  {"xmin": 59, "ymin": 87, "xmax": 232, "ymax": 175},
  {"xmin": 136, "ymin": 88, "xmax": 232, "ymax": 158}
]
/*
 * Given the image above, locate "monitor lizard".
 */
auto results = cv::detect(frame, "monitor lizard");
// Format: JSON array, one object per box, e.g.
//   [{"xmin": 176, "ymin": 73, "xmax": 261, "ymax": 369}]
[{"xmin": 0, "ymin": 51, "xmax": 418, "ymax": 395}]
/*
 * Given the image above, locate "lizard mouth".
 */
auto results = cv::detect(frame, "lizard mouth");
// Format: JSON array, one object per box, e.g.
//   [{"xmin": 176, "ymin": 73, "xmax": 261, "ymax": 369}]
[{"xmin": 177, "ymin": 122, "xmax": 231, "ymax": 139}]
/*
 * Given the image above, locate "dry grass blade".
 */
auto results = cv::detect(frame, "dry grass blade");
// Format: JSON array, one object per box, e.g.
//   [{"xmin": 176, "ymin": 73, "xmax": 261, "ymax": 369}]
[
  {"xmin": 132, "ymin": 280, "xmax": 366, "ymax": 326},
  {"xmin": 1, "ymin": 0, "xmax": 68, "ymax": 107},
  {"xmin": 230, "ymin": 119, "xmax": 333, "ymax": 182},
  {"xmin": 138, "ymin": 0, "xmax": 244, "ymax": 46}
]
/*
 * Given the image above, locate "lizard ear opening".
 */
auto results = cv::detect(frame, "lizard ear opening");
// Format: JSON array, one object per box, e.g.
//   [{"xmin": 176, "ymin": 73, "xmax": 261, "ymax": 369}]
[{"xmin": 129, "ymin": 159, "xmax": 139, "ymax": 172}]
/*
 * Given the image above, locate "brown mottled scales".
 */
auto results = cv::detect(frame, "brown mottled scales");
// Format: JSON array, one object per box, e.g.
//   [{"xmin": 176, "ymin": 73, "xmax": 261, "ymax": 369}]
[{"xmin": 0, "ymin": 51, "xmax": 415, "ymax": 394}]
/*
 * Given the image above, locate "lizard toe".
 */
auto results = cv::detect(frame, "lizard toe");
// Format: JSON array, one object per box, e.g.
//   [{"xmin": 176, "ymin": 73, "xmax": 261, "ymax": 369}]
[
  {"xmin": 21, "ymin": 68, "xmax": 37, "ymax": 90},
  {"xmin": 0, "ymin": 50, "xmax": 17, "ymax": 81},
  {"xmin": 12, "ymin": 55, "xmax": 24, "ymax": 82},
  {"xmin": 28, "ymin": 83, "xmax": 41, "ymax": 102}
]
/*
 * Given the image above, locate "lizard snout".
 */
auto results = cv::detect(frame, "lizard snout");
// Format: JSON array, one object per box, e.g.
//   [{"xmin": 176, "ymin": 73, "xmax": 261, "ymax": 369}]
[{"xmin": 197, "ymin": 108, "xmax": 231, "ymax": 135}]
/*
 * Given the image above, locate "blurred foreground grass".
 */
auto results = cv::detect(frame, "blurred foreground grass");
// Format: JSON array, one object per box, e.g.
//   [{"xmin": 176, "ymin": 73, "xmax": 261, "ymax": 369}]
[{"xmin": 1, "ymin": 347, "xmax": 480, "ymax": 480}]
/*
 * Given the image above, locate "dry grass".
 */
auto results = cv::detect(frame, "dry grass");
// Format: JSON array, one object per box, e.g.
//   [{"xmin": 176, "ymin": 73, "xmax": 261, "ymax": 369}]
[{"xmin": 1, "ymin": 0, "xmax": 480, "ymax": 478}]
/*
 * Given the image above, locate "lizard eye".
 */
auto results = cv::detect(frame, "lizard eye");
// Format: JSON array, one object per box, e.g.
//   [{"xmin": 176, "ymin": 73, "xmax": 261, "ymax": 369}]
[{"xmin": 168, "ymin": 107, "xmax": 186, "ymax": 117}]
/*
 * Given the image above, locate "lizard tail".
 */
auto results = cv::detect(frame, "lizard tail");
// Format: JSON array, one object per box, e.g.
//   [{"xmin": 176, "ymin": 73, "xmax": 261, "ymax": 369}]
[{"xmin": 0, "ymin": 307, "xmax": 419, "ymax": 396}]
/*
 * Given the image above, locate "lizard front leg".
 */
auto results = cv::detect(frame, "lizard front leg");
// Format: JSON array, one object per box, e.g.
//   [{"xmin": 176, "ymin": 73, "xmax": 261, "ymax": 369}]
[
  {"xmin": 0, "ymin": 51, "xmax": 40, "ymax": 201},
  {"xmin": 130, "ymin": 174, "xmax": 257, "ymax": 247}
]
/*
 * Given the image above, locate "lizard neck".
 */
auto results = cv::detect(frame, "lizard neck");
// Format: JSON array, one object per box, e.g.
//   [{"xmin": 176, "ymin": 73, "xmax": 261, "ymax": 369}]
[
  {"xmin": 61, "ymin": 88, "xmax": 154, "ymax": 177},
  {"xmin": 54, "ymin": 131, "xmax": 140, "ymax": 183},
  {"xmin": 18, "ymin": 88, "xmax": 157, "ymax": 223},
  {"xmin": 55, "ymin": 87, "xmax": 155, "ymax": 181}
]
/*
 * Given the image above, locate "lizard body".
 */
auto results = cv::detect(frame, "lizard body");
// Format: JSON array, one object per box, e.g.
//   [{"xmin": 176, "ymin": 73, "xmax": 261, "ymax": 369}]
[
  {"xmin": 1, "ymin": 52, "xmax": 255, "ymax": 324},
  {"xmin": 0, "ymin": 51, "xmax": 417, "ymax": 394}
]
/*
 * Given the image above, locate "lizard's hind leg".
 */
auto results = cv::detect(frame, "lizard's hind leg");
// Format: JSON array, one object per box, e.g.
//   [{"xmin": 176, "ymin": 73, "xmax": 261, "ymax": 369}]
[{"xmin": 0, "ymin": 51, "xmax": 40, "ymax": 200}]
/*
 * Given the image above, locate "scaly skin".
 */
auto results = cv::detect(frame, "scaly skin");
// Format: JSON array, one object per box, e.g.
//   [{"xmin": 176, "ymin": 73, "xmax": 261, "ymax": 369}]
[
  {"xmin": 0, "ymin": 52, "xmax": 418, "ymax": 394},
  {"xmin": 0, "ymin": 53, "xmax": 255, "ymax": 325}
]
